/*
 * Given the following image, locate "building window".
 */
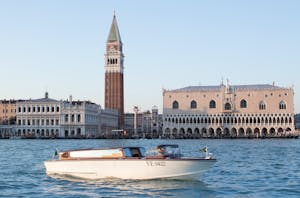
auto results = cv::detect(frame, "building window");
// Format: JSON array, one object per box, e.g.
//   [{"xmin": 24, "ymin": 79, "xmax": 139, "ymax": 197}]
[
  {"xmin": 259, "ymin": 101, "xmax": 266, "ymax": 110},
  {"xmin": 209, "ymin": 100, "xmax": 216, "ymax": 109},
  {"xmin": 46, "ymin": 107, "xmax": 50, "ymax": 112},
  {"xmin": 65, "ymin": 115, "xmax": 68, "ymax": 122},
  {"xmin": 71, "ymin": 114, "xmax": 75, "ymax": 122},
  {"xmin": 56, "ymin": 107, "xmax": 59, "ymax": 112},
  {"xmin": 190, "ymin": 100, "xmax": 197, "ymax": 109},
  {"xmin": 172, "ymin": 101, "xmax": 179, "ymax": 109},
  {"xmin": 240, "ymin": 99, "xmax": 247, "ymax": 108},
  {"xmin": 279, "ymin": 101, "xmax": 286, "ymax": 110},
  {"xmin": 18, "ymin": 107, "xmax": 21, "ymax": 113},
  {"xmin": 37, "ymin": 107, "xmax": 40, "ymax": 112},
  {"xmin": 225, "ymin": 103, "xmax": 231, "ymax": 110},
  {"xmin": 51, "ymin": 107, "xmax": 55, "ymax": 112},
  {"xmin": 33, "ymin": 107, "xmax": 36, "ymax": 112},
  {"xmin": 77, "ymin": 114, "xmax": 81, "ymax": 122}
]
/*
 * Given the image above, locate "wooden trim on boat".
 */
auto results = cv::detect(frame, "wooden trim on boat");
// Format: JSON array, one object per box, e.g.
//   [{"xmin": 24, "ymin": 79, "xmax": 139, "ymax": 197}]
[{"xmin": 55, "ymin": 157, "xmax": 216, "ymax": 161}]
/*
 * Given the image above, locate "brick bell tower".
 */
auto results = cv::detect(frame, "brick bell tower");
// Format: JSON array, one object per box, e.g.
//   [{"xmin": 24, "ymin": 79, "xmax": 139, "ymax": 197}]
[{"xmin": 105, "ymin": 14, "xmax": 124, "ymax": 128}]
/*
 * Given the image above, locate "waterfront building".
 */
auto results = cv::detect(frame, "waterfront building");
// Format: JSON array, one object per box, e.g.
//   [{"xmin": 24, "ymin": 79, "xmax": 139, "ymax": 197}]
[
  {"xmin": 0, "ymin": 100, "xmax": 23, "ymax": 125},
  {"xmin": 142, "ymin": 106, "xmax": 163, "ymax": 138},
  {"xmin": 14, "ymin": 93, "xmax": 118, "ymax": 138},
  {"xmin": 104, "ymin": 14, "xmax": 124, "ymax": 128},
  {"xmin": 124, "ymin": 112, "xmax": 143, "ymax": 137},
  {"xmin": 163, "ymin": 83, "xmax": 296, "ymax": 138},
  {"xmin": 60, "ymin": 96, "xmax": 101, "ymax": 138},
  {"xmin": 16, "ymin": 92, "xmax": 62, "ymax": 138},
  {"xmin": 124, "ymin": 106, "xmax": 163, "ymax": 138}
]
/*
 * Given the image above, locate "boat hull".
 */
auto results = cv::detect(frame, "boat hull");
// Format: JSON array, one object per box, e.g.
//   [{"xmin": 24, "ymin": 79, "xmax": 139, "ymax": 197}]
[{"xmin": 44, "ymin": 158, "xmax": 216, "ymax": 180}]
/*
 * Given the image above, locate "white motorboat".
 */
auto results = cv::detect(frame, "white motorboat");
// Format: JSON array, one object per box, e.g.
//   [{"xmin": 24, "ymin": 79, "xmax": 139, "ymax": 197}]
[{"xmin": 44, "ymin": 144, "xmax": 216, "ymax": 180}]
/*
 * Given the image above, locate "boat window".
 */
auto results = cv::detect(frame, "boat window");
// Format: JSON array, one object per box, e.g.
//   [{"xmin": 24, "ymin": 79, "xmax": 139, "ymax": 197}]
[
  {"xmin": 123, "ymin": 148, "xmax": 131, "ymax": 157},
  {"xmin": 123, "ymin": 147, "xmax": 145, "ymax": 158},
  {"xmin": 130, "ymin": 148, "xmax": 141, "ymax": 157},
  {"xmin": 139, "ymin": 147, "xmax": 145, "ymax": 157}
]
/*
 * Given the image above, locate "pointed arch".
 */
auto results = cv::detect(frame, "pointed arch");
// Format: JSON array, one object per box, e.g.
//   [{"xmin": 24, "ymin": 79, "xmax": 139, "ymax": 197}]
[
  {"xmin": 279, "ymin": 101, "xmax": 286, "ymax": 110},
  {"xmin": 259, "ymin": 101, "xmax": 266, "ymax": 110},
  {"xmin": 238, "ymin": 128, "xmax": 245, "ymax": 137},
  {"xmin": 224, "ymin": 128, "xmax": 230, "ymax": 137},
  {"xmin": 225, "ymin": 103, "xmax": 231, "ymax": 110},
  {"xmin": 262, "ymin": 128, "xmax": 268, "ymax": 137},
  {"xmin": 240, "ymin": 99, "xmax": 247, "ymax": 108},
  {"xmin": 209, "ymin": 128, "xmax": 214, "ymax": 137},
  {"xmin": 190, "ymin": 100, "xmax": 197, "ymax": 109},
  {"xmin": 209, "ymin": 100, "xmax": 216, "ymax": 109},
  {"xmin": 194, "ymin": 128, "xmax": 200, "ymax": 138},
  {"xmin": 172, "ymin": 101, "xmax": 179, "ymax": 109},
  {"xmin": 231, "ymin": 128, "xmax": 237, "ymax": 137}
]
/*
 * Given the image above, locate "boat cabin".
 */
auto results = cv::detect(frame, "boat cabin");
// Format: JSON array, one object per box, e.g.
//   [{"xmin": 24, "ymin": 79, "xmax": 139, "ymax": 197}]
[{"xmin": 59, "ymin": 147, "xmax": 146, "ymax": 160}]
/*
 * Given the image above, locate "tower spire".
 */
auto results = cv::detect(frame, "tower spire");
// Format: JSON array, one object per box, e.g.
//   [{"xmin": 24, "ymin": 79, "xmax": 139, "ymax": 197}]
[{"xmin": 107, "ymin": 13, "xmax": 122, "ymax": 43}]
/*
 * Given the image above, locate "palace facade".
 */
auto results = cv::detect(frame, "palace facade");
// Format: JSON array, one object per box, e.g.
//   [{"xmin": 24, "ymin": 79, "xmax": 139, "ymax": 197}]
[
  {"xmin": 163, "ymin": 83, "xmax": 296, "ymax": 138},
  {"xmin": 14, "ymin": 93, "xmax": 118, "ymax": 138}
]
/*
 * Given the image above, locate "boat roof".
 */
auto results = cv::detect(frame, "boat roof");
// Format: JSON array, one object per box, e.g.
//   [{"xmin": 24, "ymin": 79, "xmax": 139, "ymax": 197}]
[{"xmin": 61, "ymin": 146, "xmax": 144, "ymax": 153}]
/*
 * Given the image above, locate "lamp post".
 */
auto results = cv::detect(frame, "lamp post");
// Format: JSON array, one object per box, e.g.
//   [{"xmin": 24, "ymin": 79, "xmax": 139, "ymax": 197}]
[{"xmin": 133, "ymin": 106, "xmax": 139, "ymax": 138}]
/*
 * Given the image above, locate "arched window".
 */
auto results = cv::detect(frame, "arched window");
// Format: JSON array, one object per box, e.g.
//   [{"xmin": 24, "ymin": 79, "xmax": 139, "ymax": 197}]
[
  {"xmin": 190, "ymin": 100, "xmax": 197, "ymax": 109},
  {"xmin": 259, "ymin": 101, "xmax": 266, "ymax": 110},
  {"xmin": 225, "ymin": 103, "xmax": 231, "ymax": 110},
  {"xmin": 240, "ymin": 99, "xmax": 247, "ymax": 108},
  {"xmin": 172, "ymin": 101, "xmax": 179, "ymax": 109},
  {"xmin": 209, "ymin": 100, "xmax": 216, "ymax": 108},
  {"xmin": 279, "ymin": 101, "xmax": 286, "ymax": 110}
]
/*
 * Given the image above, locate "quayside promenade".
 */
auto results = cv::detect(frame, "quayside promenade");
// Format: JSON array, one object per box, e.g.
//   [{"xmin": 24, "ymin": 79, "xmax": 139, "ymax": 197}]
[{"xmin": 0, "ymin": 126, "xmax": 299, "ymax": 139}]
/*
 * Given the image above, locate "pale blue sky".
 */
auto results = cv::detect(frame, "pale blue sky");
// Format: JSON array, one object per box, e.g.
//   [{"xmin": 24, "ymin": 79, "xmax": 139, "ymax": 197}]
[{"xmin": 0, "ymin": 1, "xmax": 299, "ymax": 113}]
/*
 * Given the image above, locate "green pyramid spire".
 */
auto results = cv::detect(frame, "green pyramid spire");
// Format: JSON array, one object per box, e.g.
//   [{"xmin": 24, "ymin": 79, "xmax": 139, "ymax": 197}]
[{"xmin": 107, "ymin": 14, "xmax": 122, "ymax": 43}]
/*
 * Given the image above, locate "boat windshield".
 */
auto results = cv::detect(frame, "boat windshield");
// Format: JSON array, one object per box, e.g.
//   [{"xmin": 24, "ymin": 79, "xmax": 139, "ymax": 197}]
[{"xmin": 146, "ymin": 145, "xmax": 181, "ymax": 158}]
